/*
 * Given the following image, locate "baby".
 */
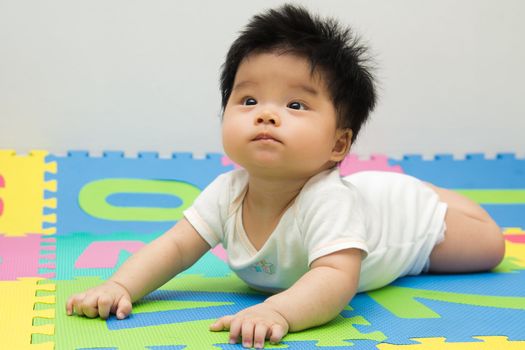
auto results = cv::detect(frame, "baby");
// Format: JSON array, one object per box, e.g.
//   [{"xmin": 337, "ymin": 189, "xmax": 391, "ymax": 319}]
[{"xmin": 66, "ymin": 4, "xmax": 505, "ymax": 349}]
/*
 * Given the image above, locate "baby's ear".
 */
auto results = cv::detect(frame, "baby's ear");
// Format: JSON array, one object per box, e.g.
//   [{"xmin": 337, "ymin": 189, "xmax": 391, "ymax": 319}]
[{"xmin": 331, "ymin": 129, "xmax": 352, "ymax": 162}]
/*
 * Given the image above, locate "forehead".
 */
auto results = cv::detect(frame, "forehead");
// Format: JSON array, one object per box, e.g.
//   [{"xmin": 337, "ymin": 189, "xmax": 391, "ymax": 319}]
[{"xmin": 234, "ymin": 51, "xmax": 328, "ymax": 92}]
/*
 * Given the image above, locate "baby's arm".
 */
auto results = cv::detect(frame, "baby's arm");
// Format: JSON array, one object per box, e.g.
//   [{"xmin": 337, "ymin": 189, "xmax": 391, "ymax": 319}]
[
  {"xmin": 66, "ymin": 218, "xmax": 210, "ymax": 319},
  {"xmin": 210, "ymin": 248, "xmax": 362, "ymax": 348}
]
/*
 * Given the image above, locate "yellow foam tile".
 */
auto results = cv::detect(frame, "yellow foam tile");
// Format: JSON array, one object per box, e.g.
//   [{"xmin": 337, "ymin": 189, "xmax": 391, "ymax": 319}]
[
  {"xmin": 378, "ymin": 336, "xmax": 525, "ymax": 349},
  {"xmin": 0, "ymin": 278, "xmax": 55, "ymax": 349},
  {"xmin": 504, "ymin": 228, "xmax": 525, "ymax": 234},
  {"xmin": 503, "ymin": 228, "xmax": 525, "ymax": 268},
  {"xmin": 0, "ymin": 150, "xmax": 57, "ymax": 236}
]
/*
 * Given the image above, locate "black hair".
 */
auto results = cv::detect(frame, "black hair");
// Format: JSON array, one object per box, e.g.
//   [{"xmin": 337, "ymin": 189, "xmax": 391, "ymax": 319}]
[{"xmin": 220, "ymin": 4, "xmax": 377, "ymax": 143}]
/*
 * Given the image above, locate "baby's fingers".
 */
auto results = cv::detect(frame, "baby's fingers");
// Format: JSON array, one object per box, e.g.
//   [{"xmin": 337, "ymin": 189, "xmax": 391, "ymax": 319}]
[
  {"xmin": 253, "ymin": 323, "xmax": 270, "ymax": 349},
  {"xmin": 80, "ymin": 293, "xmax": 102, "ymax": 318},
  {"xmin": 116, "ymin": 297, "xmax": 132, "ymax": 319},
  {"xmin": 269, "ymin": 324, "xmax": 286, "ymax": 345},
  {"xmin": 209, "ymin": 315, "xmax": 234, "ymax": 331},
  {"xmin": 210, "ymin": 315, "xmax": 243, "ymax": 345},
  {"xmin": 97, "ymin": 294, "xmax": 114, "ymax": 319},
  {"xmin": 66, "ymin": 293, "xmax": 85, "ymax": 316}
]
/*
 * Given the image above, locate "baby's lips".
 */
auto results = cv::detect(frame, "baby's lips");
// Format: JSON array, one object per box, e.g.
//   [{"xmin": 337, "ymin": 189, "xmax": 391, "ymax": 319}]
[{"xmin": 253, "ymin": 132, "xmax": 282, "ymax": 143}]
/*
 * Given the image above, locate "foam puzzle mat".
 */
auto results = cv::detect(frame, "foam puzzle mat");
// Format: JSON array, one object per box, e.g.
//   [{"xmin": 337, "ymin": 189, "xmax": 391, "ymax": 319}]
[{"xmin": 1, "ymin": 149, "xmax": 524, "ymax": 349}]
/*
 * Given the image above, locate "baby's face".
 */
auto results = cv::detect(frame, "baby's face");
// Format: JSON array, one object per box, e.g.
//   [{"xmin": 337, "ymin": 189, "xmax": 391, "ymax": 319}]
[{"xmin": 222, "ymin": 52, "xmax": 348, "ymax": 179}]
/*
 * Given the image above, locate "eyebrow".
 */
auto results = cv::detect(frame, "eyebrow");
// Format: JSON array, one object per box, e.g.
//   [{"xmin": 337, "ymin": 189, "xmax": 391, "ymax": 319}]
[
  {"xmin": 232, "ymin": 80, "xmax": 257, "ymax": 91},
  {"xmin": 290, "ymin": 83, "xmax": 319, "ymax": 96},
  {"xmin": 232, "ymin": 80, "xmax": 319, "ymax": 96}
]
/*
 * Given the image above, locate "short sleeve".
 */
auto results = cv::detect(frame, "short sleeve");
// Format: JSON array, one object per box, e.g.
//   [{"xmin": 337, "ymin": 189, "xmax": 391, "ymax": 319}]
[
  {"xmin": 297, "ymin": 171, "xmax": 369, "ymax": 266},
  {"xmin": 183, "ymin": 172, "xmax": 233, "ymax": 248}
]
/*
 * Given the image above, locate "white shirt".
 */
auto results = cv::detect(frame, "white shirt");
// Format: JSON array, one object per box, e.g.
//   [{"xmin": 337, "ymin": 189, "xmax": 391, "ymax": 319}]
[{"xmin": 184, "ymin": 168, "xmax": 447, "ymax": 293}]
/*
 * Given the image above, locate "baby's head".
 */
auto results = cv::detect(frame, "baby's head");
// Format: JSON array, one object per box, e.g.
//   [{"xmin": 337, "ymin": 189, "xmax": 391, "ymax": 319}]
[{"xmin": 220, "ymin": 4, "xmax": 376, "ymax": 143}]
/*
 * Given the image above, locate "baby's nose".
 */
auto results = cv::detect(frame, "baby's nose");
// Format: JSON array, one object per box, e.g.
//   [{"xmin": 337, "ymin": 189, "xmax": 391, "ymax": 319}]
[{"xmin": 255, "ymin": 111, "xmax": 281, "ymax": 126}]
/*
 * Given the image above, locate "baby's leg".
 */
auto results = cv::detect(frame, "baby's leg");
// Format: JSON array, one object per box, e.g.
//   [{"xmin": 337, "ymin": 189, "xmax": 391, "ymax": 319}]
[{"xmin": 425, "ymin": 183, "xmax": 505, "ymax": 273}]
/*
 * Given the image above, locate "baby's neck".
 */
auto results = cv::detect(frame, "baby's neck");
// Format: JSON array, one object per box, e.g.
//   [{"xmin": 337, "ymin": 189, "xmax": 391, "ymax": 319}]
[
  {"xmin": 242, "ymin": 175, "xmax": 306, "ymax": 251},
  {"xmin": 244, "ymin": 175, "xmax": 306, "ymax": 211}
]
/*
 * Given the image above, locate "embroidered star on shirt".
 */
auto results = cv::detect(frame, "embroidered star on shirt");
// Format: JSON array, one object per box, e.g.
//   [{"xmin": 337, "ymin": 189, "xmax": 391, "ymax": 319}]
[{"xmin": 251, "ymin": 259, "xmax": 275, "ymax": 275}]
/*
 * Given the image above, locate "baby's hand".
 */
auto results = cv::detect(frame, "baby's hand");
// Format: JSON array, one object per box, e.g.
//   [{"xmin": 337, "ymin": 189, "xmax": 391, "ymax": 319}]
[
  {"xmin": 66, "ymin": 280, "xmax": 132, "ymax": 320},
  {"xmin": 209, "ymin": 302, "xmax": 289, "ymax": 349}
]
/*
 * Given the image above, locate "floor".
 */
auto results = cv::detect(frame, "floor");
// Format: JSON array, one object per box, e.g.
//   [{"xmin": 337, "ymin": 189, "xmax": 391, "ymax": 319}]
[{"xmin": 1, "ymin": 150, "xmax": 524, "ymax": 349}]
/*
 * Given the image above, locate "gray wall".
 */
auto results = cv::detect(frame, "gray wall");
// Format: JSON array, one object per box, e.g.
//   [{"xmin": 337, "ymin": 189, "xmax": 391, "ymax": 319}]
[{"xmin": 1, "ymin": 0, "xmax": 524, "ymax": 158}]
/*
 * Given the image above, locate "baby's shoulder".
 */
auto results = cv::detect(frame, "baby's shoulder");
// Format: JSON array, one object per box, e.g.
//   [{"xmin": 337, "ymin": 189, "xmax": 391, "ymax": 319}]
[
  {"xmin": 297, "ymin": 168, "xmax": 362, "ymax": 208},
  {"xmin": 343, "ymin": 170, "xmax": 425, "ymax": 194}
]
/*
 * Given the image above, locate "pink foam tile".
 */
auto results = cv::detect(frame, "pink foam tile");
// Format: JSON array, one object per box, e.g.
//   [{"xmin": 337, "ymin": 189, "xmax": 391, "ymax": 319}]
[
  {"xmin": 74, "ymin": 240, "xmax": 228, "ymax": 270},
  {"xmin": 339, "ymin": 154, "xmax": 404, "ymax": 176},
  {"xmin": 505, "ymin": 234, "xmax": 525, "ymax": 244},
  {"xmin": 75, "ymin": 241, "xmax": 145, "ymax": 268},
  {"xmin": 211, "ymin": 244, "xmax": 228, "ymax": 262},
  {"xmin": 221, "ymin": 156, "xmax": 242, "ymax": 169},
  {"xmin": 0, "ymin": 234, "xmax": 55, "ymax": 280}
]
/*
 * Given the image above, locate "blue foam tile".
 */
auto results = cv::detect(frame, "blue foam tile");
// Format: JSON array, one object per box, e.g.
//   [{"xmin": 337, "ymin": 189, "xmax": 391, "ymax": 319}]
[
  {"xmin": 172, "ymin": 152, "xmax": 193, "ymax": 159},
  {"xmin": 347, "ymin": 293, "xmax": 525, "ymax": 344},
  {"xmin": 402, "ymin": 154, "xmax": 424, "ymax": 161},
  {"xmin": 51, "ymin": 151, "xmax": 233, "ymax": 235},
  {"xmin": 497, "ymin": 153, "xmax": 518, "ymax": 160},
  {"xmin": 43, "ymin": 206, "xmax": 54, "ymax": 216},
  {"xmin": 483, "ymin": 205, "xmax": 525, "ymax": 228},
  {"xmin": 389, "ymin": 153, "xmax": 525, "ymax": 188},
  {"xmin": 103, "ymin": 151, "xmax": 125, "ymax": 158},
  {"xmin": 138, "ymin": 151, "xmax": 160, "ymax": 159},
  {"xmin": 390, "ymin": 270, "xmax": 525, "ymax": 297},
  {"xmin": 68, "ymin": 150, "xmax": 90, "ymax": 157},
  {"xmin": 434, "ymin": 154, "xmax": 454, "ymax": 161},
  {"xmin": 465, "ymin": 153, "xmax": 485, "ymax": 160}
]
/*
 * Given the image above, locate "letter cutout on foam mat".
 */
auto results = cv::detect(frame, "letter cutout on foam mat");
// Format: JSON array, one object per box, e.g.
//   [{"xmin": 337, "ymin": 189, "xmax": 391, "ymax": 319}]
[{"xmin": 1, "ymin": 150, "xmax": 524, "ymax": 349}]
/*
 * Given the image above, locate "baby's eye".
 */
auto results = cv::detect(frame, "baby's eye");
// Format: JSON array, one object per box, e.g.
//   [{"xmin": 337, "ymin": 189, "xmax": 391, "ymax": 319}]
[
  {"xmin": 242, "ymin": 97, "xmax": 257, "ymax": 106},
  {"xmin": 287, "ymin": 101, "xmax": 306, "ymax": 110}
]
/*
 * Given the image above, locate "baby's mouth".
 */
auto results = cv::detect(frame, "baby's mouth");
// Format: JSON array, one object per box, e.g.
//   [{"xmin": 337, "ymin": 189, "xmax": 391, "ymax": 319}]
[{"xmin": 252, "ymin": 133, "xmax": 282, "ymax": 143}]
